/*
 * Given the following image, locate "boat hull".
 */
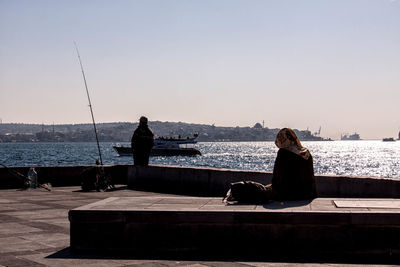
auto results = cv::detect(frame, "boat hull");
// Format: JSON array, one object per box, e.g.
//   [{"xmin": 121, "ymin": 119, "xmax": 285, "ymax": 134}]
[
  {"xmin": 113, "ymin": 146, "xmax": 201, "ymax": 157},
  {"xmin": 382, "ymin": 138, "xmax": 396, "ymax": 142}
]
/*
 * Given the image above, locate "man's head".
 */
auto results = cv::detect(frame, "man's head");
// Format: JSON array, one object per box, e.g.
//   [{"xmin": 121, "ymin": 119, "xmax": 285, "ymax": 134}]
[{"xmin": 139, "ymin": 116, "xmax": 148, "ymax": 126}]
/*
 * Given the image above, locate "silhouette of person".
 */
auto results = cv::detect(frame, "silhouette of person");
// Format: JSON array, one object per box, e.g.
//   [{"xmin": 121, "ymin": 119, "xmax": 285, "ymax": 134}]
[
  {"xmin": 272, "ymin": 128, "xmax": 317, "ymax": 200},
  {"xmin": 223, "ymin": 128, "xmax": 316, "ymax": 203},
  {"xmin": 131, "ymin": 116, "xmax": 154, "ymax": 166}
]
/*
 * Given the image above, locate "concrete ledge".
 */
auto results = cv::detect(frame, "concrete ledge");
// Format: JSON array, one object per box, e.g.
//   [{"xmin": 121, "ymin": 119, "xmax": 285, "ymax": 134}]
[
  {"xmin": 69, "ymin": 197, "xmax": 400, "ymax": 259},
  {"xmin": 128, "ymin": 165, "xmax": 269, "ymax": 196},
  {"xmin": 128, "ymin": 165, "xmax": 400, "ymax": 198},
  {"xmin": 2, "ymin": 164, "xmax": 400, "ymax": 198}
]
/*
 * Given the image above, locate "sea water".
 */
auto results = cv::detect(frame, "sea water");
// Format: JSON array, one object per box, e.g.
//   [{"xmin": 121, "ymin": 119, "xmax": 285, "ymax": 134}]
[{"xmin": 0, "ymin": 141, "xmax": 399, "ymax": 178}]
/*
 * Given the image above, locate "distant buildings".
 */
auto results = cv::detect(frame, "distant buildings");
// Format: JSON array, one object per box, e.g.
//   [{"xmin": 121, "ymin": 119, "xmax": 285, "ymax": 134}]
[
  {"xmin": 341, "ymin": 133, "xmax": 361, "ymax": 141},
  {"xmin": 0, "ymin": 122, "xmax": 327, "ymax": 143}
]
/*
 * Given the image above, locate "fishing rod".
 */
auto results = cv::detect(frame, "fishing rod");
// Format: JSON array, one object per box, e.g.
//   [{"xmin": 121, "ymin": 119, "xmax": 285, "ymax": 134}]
[{"xmin": 74, "ymin": 42, "xmax": 103, "ymax": 165}]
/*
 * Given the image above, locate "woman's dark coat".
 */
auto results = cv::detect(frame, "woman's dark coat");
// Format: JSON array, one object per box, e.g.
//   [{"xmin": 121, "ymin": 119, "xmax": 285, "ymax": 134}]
[{"xmin": 272, "ymin": 148, "xmax": 317, "ymax": 200}]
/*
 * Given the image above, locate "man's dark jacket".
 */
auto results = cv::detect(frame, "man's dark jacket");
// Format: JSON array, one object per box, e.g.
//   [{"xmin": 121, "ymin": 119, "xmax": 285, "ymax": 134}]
[{"xmin": 131, "ymin": 125, "xmax": 154, "ymax": 166}]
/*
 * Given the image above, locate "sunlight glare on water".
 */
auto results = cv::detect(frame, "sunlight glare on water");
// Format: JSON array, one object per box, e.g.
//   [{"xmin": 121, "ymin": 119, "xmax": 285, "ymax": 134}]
[
  {"xmin": 0, "ymin": 140, "xmax": 399, "ymax": 178},
  {"xmin": 305, "ymin": 141, "xmax": 400, "ymax": 178}
]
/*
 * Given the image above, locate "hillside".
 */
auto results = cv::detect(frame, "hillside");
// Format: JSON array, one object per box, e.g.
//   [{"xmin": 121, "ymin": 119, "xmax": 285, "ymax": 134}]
[{"xmin": 0, "ymin": 122, "xmax": 325, "ymax": 142}]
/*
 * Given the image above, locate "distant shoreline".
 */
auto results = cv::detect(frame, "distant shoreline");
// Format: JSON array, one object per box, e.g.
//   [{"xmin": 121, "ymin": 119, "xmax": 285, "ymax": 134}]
[{"xmin": 1, "ymin": 121, "xmax": 328, "ymax": 143}]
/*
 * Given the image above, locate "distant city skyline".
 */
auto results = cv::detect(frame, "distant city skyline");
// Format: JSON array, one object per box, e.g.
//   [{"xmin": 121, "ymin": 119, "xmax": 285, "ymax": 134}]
[{"xmin": 1, "ymin": 0, "xmax": 399, "ymax": 140}]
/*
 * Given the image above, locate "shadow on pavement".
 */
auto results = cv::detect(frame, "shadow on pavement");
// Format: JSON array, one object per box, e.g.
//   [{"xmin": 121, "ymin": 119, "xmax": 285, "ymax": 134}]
[{"xmin": 46, "ymin": 247, "xmax": 400, "ymax": 265}]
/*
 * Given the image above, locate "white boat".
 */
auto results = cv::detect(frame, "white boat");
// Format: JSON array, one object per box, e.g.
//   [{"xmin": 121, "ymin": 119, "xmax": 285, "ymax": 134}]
[{"xmin": 113, "ymin": 135, "xmax": 201, "ymax": 156}]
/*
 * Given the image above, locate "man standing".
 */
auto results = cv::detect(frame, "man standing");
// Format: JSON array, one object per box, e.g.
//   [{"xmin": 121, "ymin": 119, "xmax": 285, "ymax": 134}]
[{"xmin": 131, "ymin": 116, "xmax": 154, "ymax": 166}]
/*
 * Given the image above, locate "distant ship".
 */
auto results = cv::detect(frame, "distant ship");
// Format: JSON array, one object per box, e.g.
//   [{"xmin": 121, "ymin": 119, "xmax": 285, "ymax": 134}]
[
  {"xmin": 382, "ymin": 137, "xmax": 395, "ymax": 142},
  {"xmin": 341, "ymin": 133, "xmax": 361, "ymax": 141},
  {"xmin": 383, "ymin": 130, "xmax": 400, "ymax": 142},
  {"xmin": 113, "ymin": 134, "xmax": 201, "ymax": 157}
]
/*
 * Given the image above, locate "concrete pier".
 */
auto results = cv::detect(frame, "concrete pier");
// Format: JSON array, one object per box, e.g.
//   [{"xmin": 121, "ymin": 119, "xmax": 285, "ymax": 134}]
[
  {"xmin": 69, "ymin": 196, "xmax": 400, "ymax": 260},
  {"xmin": 1, "ymin": 185, "xmax": 400, "ymax": 265},
  {"xmin": 2, "ymin": 164, "xmax": 400, "ymax": 265}
]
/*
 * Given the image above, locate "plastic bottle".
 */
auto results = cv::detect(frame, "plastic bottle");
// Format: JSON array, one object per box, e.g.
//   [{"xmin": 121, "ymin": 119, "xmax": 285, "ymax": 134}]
[{"xmin": 27, "ymin": 168, "xmax": 38, "ymax": 189}]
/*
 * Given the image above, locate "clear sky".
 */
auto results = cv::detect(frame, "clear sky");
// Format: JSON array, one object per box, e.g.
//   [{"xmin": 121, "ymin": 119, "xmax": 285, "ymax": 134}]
[{"xmin": 0, "ymin": 0, "xmax": 399, "ymax": 139}]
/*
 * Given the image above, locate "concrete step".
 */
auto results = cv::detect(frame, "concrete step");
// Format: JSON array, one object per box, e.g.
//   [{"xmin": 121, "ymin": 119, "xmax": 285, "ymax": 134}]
[{"xmin": 69, "ymin": 197, "xmax": 400, "ymax": 260}]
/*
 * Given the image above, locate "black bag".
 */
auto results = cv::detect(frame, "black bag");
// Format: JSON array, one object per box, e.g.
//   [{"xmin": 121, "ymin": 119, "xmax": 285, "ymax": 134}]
[{"xmin": 228, "ymin": 181, "xmax": 271, "ymax": 203}]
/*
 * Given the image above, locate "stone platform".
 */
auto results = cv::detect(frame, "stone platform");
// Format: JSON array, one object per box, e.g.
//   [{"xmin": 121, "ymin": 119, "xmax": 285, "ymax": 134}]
[
  {"xmin": 69, "ymin": 196, "xmax": 400, "ymax": 260},
  {"xmin": 1, "ymin": 185, "xmax": 400, "ymax": 266}
]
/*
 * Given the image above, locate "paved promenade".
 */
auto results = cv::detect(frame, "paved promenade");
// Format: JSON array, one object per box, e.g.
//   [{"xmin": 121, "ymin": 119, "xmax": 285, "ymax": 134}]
[{"xmin": 0, "ymin": 185, "xmax": 399, "ymax": 266}]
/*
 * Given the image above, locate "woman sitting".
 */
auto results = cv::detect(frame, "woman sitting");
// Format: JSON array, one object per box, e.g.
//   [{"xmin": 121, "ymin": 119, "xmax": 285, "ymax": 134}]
[
  {"xmin": 223, "ymin": 128, "xmax": 317, "ymax": 203},
  {"xmin": 272, "ymin": 127, "xmax": 317, "ymax": 200}
]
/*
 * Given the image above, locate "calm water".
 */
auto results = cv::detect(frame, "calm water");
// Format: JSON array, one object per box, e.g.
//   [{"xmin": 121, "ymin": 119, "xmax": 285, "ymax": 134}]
[{"xmin": 0, "ymin": 141, "xmax": 399, "ymax": 178}]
